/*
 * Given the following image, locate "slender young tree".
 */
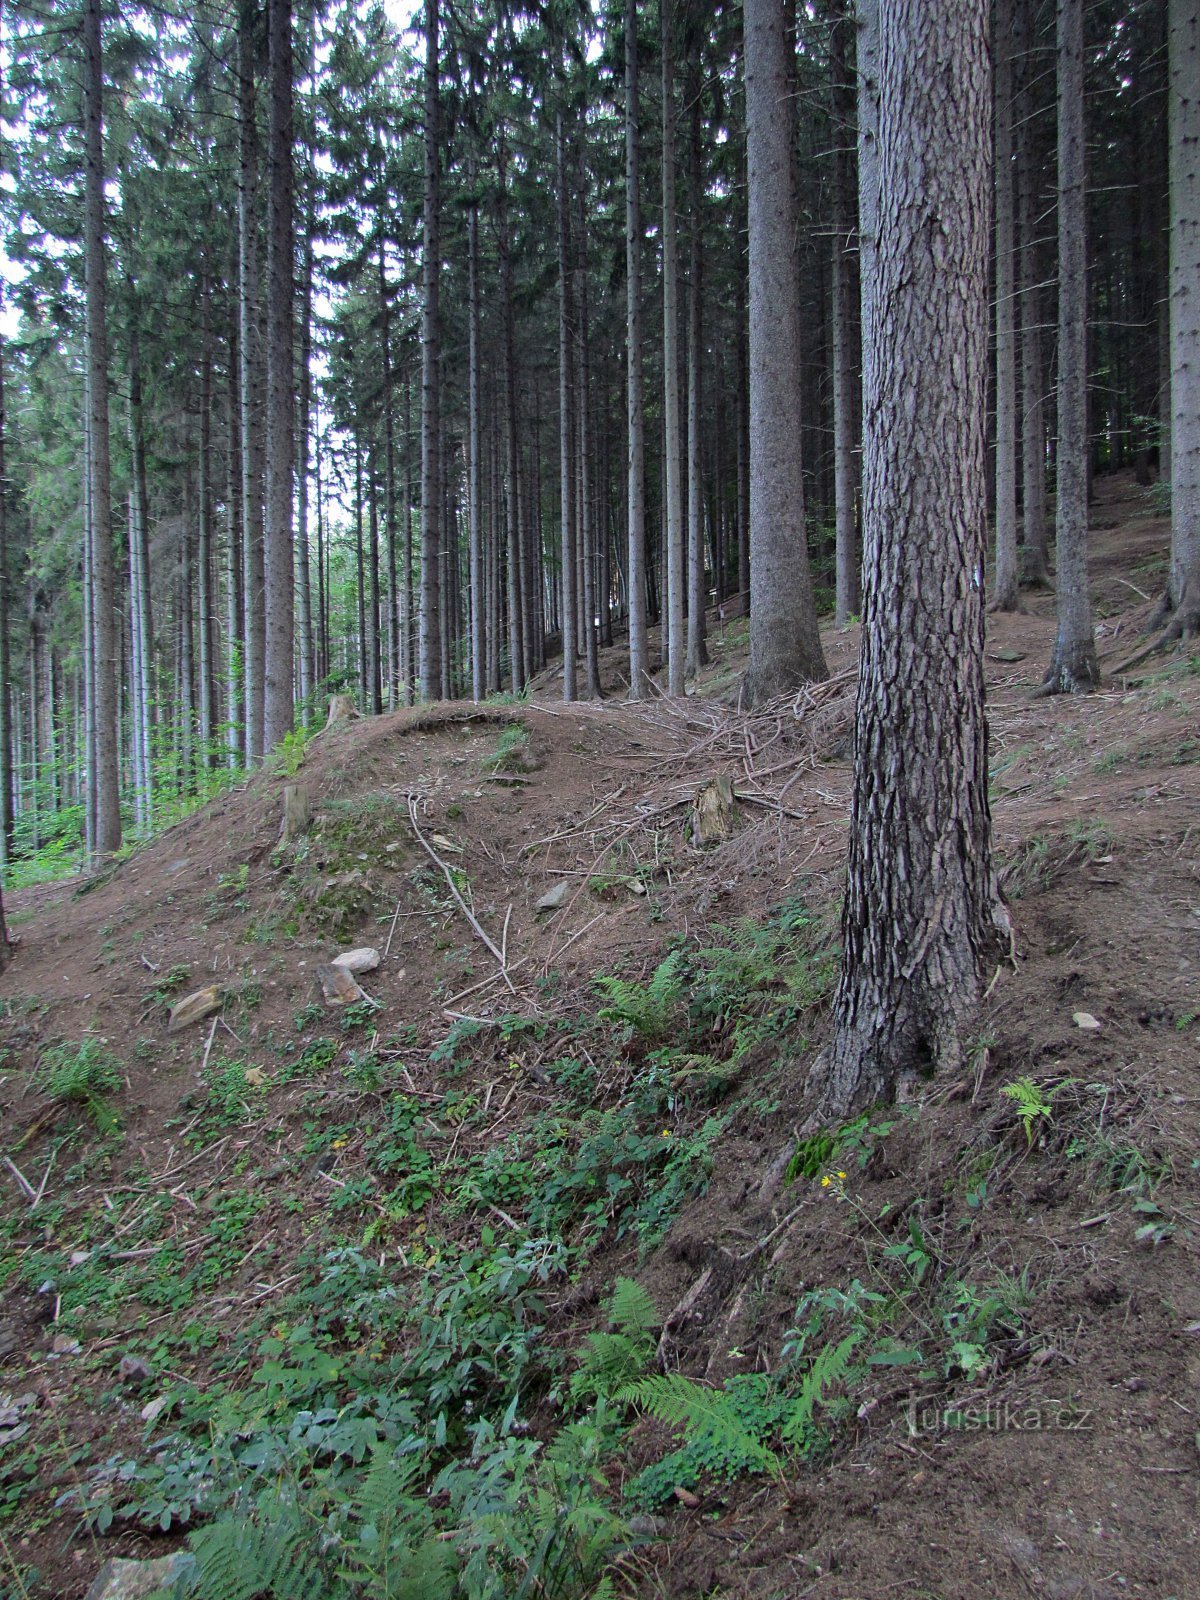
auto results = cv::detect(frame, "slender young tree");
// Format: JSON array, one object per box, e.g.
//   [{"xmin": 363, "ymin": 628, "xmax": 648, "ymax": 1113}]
[
  {"xmin": 82, "ymin": 0, "xmax": 120, "ymax": 856},
  {"xmin": 743, "ymin": 0, "xmax": 827, "ymax": 703},
  {"xmin": 1016, "ymin": 0, "xmax": 1050, "ymax": 587},
  {"xmin": 1043, "ymin": 0, "xmax": 1099, "ymax": 692},
  {"xmin": 820, "ymin": 0, "xmax": 1009, "ymax": 1115}
]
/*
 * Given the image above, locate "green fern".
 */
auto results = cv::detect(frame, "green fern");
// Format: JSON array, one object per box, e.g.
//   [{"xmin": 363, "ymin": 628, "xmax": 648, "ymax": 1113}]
[
  {"xmin": 33, "ymin": 1036, "xmax": 123, "ymax": 1132},
  {"xmin": 594, "ymin": 952, "xmax": 685, "ymax": 1041},
  {"xmin": 571, "ymin": 1279, "xmax": 659, "ymax": 1403},
  {"xmin": 619, "ymin": 1373, "xmax": 781, "ymax": 1477},
  {"xmin": 183, "ymin": 1506, "xmax": 327, "ymax": 1600},
  {"xmin": 781, "ymin": 1330, "xmax": 860, "ymax": 1449}
]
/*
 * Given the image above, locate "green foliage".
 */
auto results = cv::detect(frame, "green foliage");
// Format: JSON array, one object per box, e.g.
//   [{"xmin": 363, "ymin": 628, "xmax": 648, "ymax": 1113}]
[
  {"xmin": 1001, "ymin": 1076, "xmax": 1057, "ymax": 1145},
  {"xmin": 594, "ymin": 952, "xmax": 685, "ymax": 1041},
  {"xmin": 570, "ymin": 1279, "xmax": 658, "ymax": 1405},
  {"xmin": 482, "ymin": 722, "xmax": 531, "ymax": 773},
  {"xmin": 33, "ymin": 1037, "xmax": 123, "ymax": 1130}
]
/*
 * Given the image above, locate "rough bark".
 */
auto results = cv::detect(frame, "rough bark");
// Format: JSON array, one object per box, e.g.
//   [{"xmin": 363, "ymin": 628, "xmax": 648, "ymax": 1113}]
[
  {"xmin": 0, "ymin": 330, "xmax": 13, "ymax": 860},
  {"xmin": 1043, "ymin": 0, "xmax": 1099, "ymax": 693},
  {"xmin": 992, "ymin": 0, "xmax": 1021, "ymax": 612},
  {"xmin": 82, "ymin": 0, "xmax": 121, "ymax": 857},
  {"xmin": 1165, "ymin": 0, "xmax": 1200, "ymax": 639},
  {"xmin": 742, "ymin": 0, "xmax": 827, "ymax": 704},
  {"xmin": 821, "ymin": 0, "xmax": 1009, "ymax": 1117},
  {"xmin": 625, "ymin": 0, "xmax": 649, "ymax": 697},
  {"xmin": 419, "ymin": 0, "xmax": 442, "ymax": 699}
]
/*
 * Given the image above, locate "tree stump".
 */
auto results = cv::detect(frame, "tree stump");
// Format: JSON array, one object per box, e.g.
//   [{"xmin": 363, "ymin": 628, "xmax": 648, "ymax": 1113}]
[
  {"xmin": 280, "ymin": 784, "xmax": 311, "ymax": 845},
  {"xmin": 324, "ymin": 693, "xmax": 360, "ymax": 730}
]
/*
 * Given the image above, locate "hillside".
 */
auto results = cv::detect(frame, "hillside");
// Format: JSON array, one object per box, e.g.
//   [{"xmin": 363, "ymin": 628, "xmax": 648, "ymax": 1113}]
[{"xmin": 1, "ymin": 478, "xmax": 1198, "ymax": 1600}]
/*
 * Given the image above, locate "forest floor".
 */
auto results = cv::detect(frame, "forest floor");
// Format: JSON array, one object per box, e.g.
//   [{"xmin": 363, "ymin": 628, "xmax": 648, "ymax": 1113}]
[{"xmin": 1, "ymin": 472, "xmax": 1198, "ymax": 1600}]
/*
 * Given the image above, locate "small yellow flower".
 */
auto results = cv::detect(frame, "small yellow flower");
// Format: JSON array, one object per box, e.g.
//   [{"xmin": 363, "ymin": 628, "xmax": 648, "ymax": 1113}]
[
  {"xmin": 821, "ymin": 1175, "xmax": 832, "ymax": 1188},
  {"xmin": 332, "ymin": 1137, "xmax": 350, "ymax": 1149},
  {"xmin": 837, "ymin": 1171, "xmax": 847, "ymax": 1180},
  {"xmin": 661, "ymin": 1128, "xmax": 673, "ymax": 1138}
]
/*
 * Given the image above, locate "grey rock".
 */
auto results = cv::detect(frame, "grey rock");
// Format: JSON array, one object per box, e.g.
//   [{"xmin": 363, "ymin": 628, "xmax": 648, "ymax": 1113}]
[{"xmin": 84, "ymin": 1554, "xmax": 191, "ymax": 1600}]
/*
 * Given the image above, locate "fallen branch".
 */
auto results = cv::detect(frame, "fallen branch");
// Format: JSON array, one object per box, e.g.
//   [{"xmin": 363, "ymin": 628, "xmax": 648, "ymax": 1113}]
[{"xmin": 407, "ymin": 792, "xmax": 514, "ymax": 992}]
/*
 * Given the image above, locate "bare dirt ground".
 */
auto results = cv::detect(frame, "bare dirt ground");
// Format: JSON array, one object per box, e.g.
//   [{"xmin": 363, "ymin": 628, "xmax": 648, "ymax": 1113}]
[{"xmin": 1, "ymin": 473, "xmax": 1198, "ymax": 1600}]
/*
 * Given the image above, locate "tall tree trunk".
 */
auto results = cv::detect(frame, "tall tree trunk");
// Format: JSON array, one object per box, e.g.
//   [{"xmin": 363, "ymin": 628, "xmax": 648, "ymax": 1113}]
[
  {"xmin": 238, "ymin": 0, "xmax": 266, "ymax": 760},
  {"xmin": 468, "ymin": 186, "xmax": 484, "ymax": 701},
  {"xmin": 625, "ymin": 0, "xmax": 649, "ymax": 697},
  {"xmin": 735, "ymin": 269, "xmax": 750, "ymax": 601},
  {"xmin": 822, "ymin": 0, "xmax": 1008, "ymax": 1117},
  {"xmin": 992, "ymin": 0, "xmax": 1021, "ymax": 612},
  {"xmin": 263, "ymin": 0, "xmax": 295, "ymax": 748},
  {"xmin": 558, "ymin": 108, "xmax": 578, "ymax": 702},
  {"xmin": 0, "ymin": 331, "xmax": 13, "ymax": 862},
  {"xmin": 197, "ymin": 281, "xmax": 217, "ymax": 769},
  {"xmin": 1164, "ymin": 0, "xmax": 1200, "ymax": 638},
  {"xmin": 743, "ymin": 0, "xmax": 827, "ymax": 703},
  {"xmin": 831, "ymin": 4, "xmax": 859, "ymax": 626},
  {"xmin": 225, "ymin": 310, "xmax": 245, "ymax": 766},
  {"xmin": 82, "ymin": 0, "xmax": 120, "ymax": 857},
  {"xmin": 296, "ymin": 141, "xmax": 316, "ymax": 717},
  {"xmin": 354, "ymin": 439, "xmax": 367, "ymax": 704},
  {"xmin": 1043, "ymin": 0, "xmax": 1099, "ymax": 691},
  {"xmin": 685, "ymin": 22, "xmax": 708, "ymax": 679},
  {"xmin": 379, "ymin": 239, "xmax": 398, "ymax": 706},
  {"xmin": 1015, "ymin": 0, "xmax": 1051, "ymax": 587},
  {"xmin": 576, "ymin": 143, "xmax": 602, "ymax": 700},
  {"xmin": 498, "ymin": 145, "xmax": 525, "ymax": 692},
  {"xmin": 368, "ymin": 453, "xmax": 382, "ymax": 712},
  {"xmin": 419, "ymin": 0, "xmax": 442, "ymax": 699},
  {"xmin": 662, "ymin": 0, "xmax": 685, "ymax": 696}
]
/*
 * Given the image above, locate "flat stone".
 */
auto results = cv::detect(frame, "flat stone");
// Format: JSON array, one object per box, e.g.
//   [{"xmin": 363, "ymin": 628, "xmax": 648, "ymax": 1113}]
[
  {"xmin": 332, "ymin": 947, "xmax": 380, "ymax": 974},
  {"xmin": 168, "ymin": 987, "xmax": 221, "ymax": 1033},
  {"xmin": 536, "ymin": 880, "xmax": 571, "ymax": 912}
]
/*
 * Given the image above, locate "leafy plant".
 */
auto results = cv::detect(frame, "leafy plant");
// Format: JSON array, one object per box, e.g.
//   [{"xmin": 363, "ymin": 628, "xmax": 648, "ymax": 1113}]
[
  {"xmin": 1001, "ymin": 1076, "xmax": 1057, "ymax": 1145},
  {"xmin": 570, "ymin": 1278, "xmax": 658, "ymax": 1404},
  {"xmin": 33, "ymin": 1037, "xmax": 123, "ymax": 1131},
  {"xmin": 594, "ymin": 952, "xmax": 685, "ymax": 1042}
]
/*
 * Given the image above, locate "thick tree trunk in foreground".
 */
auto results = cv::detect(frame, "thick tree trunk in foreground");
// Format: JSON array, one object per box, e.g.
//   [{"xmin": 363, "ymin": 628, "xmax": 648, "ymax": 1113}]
[
  {"xmin": 1044, "ymin": 0, "xmax": 1099, "ymax": 692},
  {"xmin": 821, "ymin": 0, "xmax": 1009, "ymax": 1117},
  {"xmin": 419, "ymin": 0, "xmax": 442, "ymax": 699},
  {"xmin": 82, "ymin": 0, "xmax": 120, "ymax": 857},
  {"xmin": 625, "ymin": 0, "xmax": 649, "ymax": 697},
  {"xmin": 1165, "ymin": 0, "xmax": 1200, "ymax": 639},
  {"xmin": 743, "ymin": 0, "xmax": 827, "ymax": 704}
]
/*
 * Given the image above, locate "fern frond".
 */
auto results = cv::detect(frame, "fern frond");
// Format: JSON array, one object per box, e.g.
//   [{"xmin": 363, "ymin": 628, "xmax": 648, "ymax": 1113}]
[
  {"xmin": 608, "ymin": 1278, "xmax": 658, "ymax": 1338},
  {"xmin": 781, "ymin": 1331, "xmax": 860, "ymax": 1448},
  {"xmin": 619, "ymin": 1374, "xmax": 780, "ymax": 1475}
]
